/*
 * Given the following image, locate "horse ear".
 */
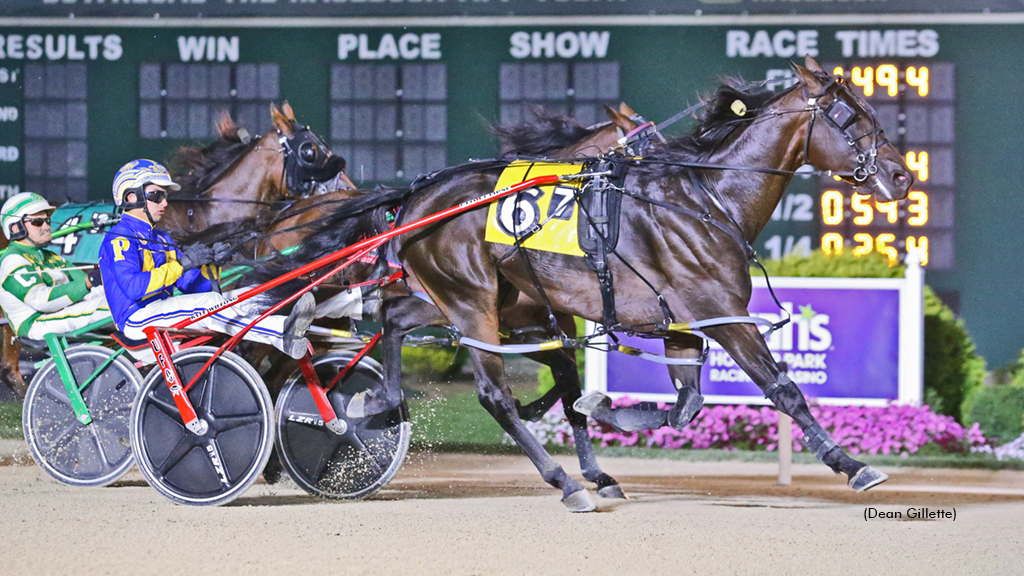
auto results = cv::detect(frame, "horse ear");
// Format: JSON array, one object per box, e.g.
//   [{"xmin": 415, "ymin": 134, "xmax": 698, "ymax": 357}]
[
  {"xmin": 605, "ymin": 105, "xmax": 637, "ymax": 132},
  {"xmin": 791, "ymin": 60, "xmax": 823, "ymax": 91},
  {"xmin": 804, "ymin": 54, "xmax": 826, "ymax": 74},
  {"xmin": 282, "ymin": 101, "xmax": 297, "ymax": 122},
  {"xmin": 618, "ymin": 102, "xmax": 637, "ymax": 116},
  {"xmin": 270, "ymin": 103, "xmax": 292, "ymax": 135},
  {"xmin": 215, "ymin": 113, "xmax": 238, "ymax": 140}
]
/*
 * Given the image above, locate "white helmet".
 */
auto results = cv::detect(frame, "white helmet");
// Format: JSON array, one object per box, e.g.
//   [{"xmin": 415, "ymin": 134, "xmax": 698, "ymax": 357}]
[
  {"xmin": 112, "ymin": 159, "xmax": 180, "ymax": 207},
  {"xmin": 1, "ymin": 192, "xmax": 55, "ymax": 240}
]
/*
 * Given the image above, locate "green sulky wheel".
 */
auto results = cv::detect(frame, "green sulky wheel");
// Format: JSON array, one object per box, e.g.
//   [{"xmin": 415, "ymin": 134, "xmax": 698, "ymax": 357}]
[
  {"xmin": 274, "ymin": 352, "xmax": 410, "ymax": 499},
  {"xmin": 130, "ymin": 347, "xmax": 274, "ymax": 506},
  {"xmin": 23, "ymin": 345, "xmax": 142, "ymax": 487}
]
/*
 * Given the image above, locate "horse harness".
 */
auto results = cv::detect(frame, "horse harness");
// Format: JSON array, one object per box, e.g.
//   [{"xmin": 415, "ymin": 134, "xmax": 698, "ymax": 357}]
[
  {"xmin": 801, "ymin": 73, "xmax": 889, "ymax": 183},
  {"xmin": 170, "ymin": 124, "xmax": 348, "ymax": 232},
  {"xmin": 479, "ymin": 77, "xmax": 890, "ymax": 355},
  {"xmin": 227, "ymin": 73, "xmax": 886, "ymax": 365}
]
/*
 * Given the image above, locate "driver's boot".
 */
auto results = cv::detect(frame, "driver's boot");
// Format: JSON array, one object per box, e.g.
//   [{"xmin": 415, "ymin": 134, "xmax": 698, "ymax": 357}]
[{"xmin": 573, "ymin": 393, "xmax": 669, "ymax": 432}]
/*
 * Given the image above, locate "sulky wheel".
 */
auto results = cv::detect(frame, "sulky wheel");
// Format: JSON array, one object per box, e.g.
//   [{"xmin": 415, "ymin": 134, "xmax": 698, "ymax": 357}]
[
  {"xmin": 22, "ymin": 345, "xmax": 142, "ymax": 487},
  {"xmin": 275, "ymin": 352, "xmax": 410, "ymax": 499},
  {"xmin": 130, "ymin": 346, "xmax": 274, "ymax": 506}
]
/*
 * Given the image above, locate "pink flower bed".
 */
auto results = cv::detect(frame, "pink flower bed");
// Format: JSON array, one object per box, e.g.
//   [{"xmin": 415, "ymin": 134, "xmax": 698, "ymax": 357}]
[{"xmin": 525, "ymin": 397, "xmax": 989, "ymax": 455}]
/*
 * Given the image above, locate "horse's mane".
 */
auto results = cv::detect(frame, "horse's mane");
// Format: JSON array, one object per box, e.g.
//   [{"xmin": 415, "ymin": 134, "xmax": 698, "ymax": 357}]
[
  {"xmin": 491, "ymin": 107, "xmax": 599, "ymax": 156},
  {"xmin": 654, "ymin": 78, "xmax": 785, "ymax": 160},
  {"xmin": 173, "ymin": 216, "xmax": 263, "ymax": 246},
  {"xmin": 168, "ymin": 114, "xmax": 256, "ymax": 197}
]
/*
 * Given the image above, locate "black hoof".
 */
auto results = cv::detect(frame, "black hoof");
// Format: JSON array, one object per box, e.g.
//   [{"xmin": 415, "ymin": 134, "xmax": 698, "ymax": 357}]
[
  {"xmin": 598, "ymin": 484, "xmax": 628, "ymax": 499},
  {"xmin": 848, "ymin": 466, "xmax": 889, "ymax": 492},
  {"xmin": 667, "ymin": 387, "xmax": 704, "ymax": 430}
]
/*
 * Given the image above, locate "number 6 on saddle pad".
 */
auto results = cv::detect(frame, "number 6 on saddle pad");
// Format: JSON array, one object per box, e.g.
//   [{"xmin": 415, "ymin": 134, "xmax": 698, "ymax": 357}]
[{"xmin": 485, "ymin": 161, "xmax": 587, "ymax": 257}]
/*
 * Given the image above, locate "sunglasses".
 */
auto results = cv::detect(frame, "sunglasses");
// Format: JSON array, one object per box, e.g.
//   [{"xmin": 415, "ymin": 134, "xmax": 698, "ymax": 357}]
[
  {"xmin": 23, "ymin": 217, "xmax": 51, "ymax": 227},
  {"xmin": 144, "ymin": 189, "xmax": 168, "ymax": 204}
]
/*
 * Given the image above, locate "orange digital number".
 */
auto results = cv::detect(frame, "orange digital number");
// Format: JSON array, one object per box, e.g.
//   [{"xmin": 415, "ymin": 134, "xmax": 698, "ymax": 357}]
[
  {"xmin": 906, "ymin": 236, "xmax": 930, "ymax": 266},
  {"xmin": 906, "ymin": 66, "xmax": 930, "ymax": 97},
  {"xmin": 852, "ymin": 233, "xmax": 874, "ymax": 257},
  {"xmin": 851, "ymin": 67, "xmax": 874, "ymax": 97},
  {"xmin": 905, "ymin": 151, "xmax": 929, "ymax": 182},
  {"xmin": 876, "ymin": 233, "xmax": 898, "ymax": 266},
  {"xmin": 876, "ymin": 201, "xmax": 898, "ymax": 224},
  {"xmin": 876, "ymin": 64, "xmax": 899, "ymax": 97},
  {"xmin": 821, "ymin": 233, "xmax": 844, "ymax": 256},
  {"xmin": 907, "ymin": 191, "xmax": 929, "ymax": 226},
  {"xmin": 821, "ymin": 190, "xmax": 844, "ymax": 225},
  {"xmin": 851, "ymin": 194, "xmax": 873, "ymax": 225}
]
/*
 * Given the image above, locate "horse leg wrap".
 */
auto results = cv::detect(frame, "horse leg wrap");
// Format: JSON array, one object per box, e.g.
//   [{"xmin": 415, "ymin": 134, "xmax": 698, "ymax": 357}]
[
  {"xmin": 765, "ymin": 374, "xmax": 840, "ymax": 464},
  {"xmin": 762, "ymin": 372, "xmax": 790, "ymax": 401},
  {"xmin": 800, "ymin": 422, "xmax": 839, "ymax": 462}
]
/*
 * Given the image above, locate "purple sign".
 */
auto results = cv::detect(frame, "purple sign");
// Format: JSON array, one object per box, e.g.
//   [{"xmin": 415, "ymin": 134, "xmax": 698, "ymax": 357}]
[{"xmin": 604, "ymin": 285, "xmax": 901, "ymax": 403}]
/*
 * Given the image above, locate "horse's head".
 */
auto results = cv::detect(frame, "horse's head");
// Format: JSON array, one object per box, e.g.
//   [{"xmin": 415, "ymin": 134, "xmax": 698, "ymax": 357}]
[
  {"xmin": 271, "ymin": 102, "xmax": 355, "ymax": 196},
  {"xmin": 794, "ymin": 56, "xmax": 914, "ymax": 202}
]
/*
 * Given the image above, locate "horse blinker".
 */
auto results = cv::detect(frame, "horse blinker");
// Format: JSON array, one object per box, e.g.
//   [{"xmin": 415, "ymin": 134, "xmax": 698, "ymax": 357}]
[{"xmin": 824, "ymin": 99, "xmax": 856, "ymax": 130}]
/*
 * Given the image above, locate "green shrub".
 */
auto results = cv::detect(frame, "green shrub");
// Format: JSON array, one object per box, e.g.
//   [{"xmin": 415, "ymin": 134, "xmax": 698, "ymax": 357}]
[
  {"xmin": 924, "ymin": 286, "xmax": 987, "ymax": 422},
  {"xmin": 990, "ymin": 348, "xmax": 1024, "ymax": 386},
  {"xmin": 1012, "ymin": 350, "xmax": 1024, "ymax": 387},
  {"xmin": 401, "ymin": 344, "xmax": 469, "ymax": 378},
  {"xmin": 967, "ymin": 385, "xmax": 1024, "ymax": 442},
  {"xmin": 758, "ymin": 249, "xmax": 986, "ymax": 423},
  {"xmin": 0, "ymin": 402, "xmax": 21, "ymax": 439},
  {"xmin": 756, "ymin": 249, "xmax": 904, "ymax": 279}
]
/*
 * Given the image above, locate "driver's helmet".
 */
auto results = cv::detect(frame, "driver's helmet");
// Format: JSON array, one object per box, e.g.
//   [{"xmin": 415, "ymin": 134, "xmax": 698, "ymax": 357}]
[
  {"xmin": 1, "ymin": 192, "xmax": 55, "ymax": 240},
  {"xmin": 112, "ymin": 159, "xmax": 180, "ymax": 206}
]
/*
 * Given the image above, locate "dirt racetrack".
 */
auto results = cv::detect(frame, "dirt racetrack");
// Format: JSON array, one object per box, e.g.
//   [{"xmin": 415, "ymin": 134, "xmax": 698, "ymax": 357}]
[{"xmin": 1, "ymin": 444, "xmax": 1022, "ymax": 576}]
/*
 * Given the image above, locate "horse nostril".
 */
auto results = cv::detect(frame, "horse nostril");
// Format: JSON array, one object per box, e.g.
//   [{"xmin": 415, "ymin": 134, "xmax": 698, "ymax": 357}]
[{"xmin": 893, "ymin": 172, "xmax": 910, "ymax": 188}]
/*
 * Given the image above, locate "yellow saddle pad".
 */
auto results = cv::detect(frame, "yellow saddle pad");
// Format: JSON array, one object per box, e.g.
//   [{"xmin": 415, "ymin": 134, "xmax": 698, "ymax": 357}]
[{"xmin": 484, "ymin": 161, "xmax": 585, "ymax": 257}]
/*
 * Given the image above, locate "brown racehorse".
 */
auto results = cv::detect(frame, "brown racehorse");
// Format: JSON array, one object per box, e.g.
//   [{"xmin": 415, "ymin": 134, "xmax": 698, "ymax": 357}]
[
  {"xmin": 275, "ymin": 58, "xmax": 915, "ymax": 511},
  {"xmin": 0, "ymin": 103, "xmax": 350, "ymax": 397},
  {"xmin": 251, "ymin": 104, "xmax": 644, "ymax": 491}
]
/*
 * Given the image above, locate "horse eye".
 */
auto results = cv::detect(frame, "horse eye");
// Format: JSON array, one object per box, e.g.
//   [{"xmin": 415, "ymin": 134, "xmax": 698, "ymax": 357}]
[{"xmin": 299, "ymin": 142, "xmax": 318, "ymax": 163}]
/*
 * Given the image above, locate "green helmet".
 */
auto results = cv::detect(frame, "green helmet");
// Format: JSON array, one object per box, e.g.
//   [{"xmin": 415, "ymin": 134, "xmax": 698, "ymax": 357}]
[{"xmin": 1, "ymin": 192, "xmax": 55, "ymax": 240}]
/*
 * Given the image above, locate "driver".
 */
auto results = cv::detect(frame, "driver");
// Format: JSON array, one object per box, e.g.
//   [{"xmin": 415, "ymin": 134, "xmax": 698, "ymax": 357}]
[
  {"xmin": 0, "ymin": 192, "xmax": 111, "ymax": 340},
  {"xmin": 98, "ymin": 159, "xmax": 321, "ymax": 359}
]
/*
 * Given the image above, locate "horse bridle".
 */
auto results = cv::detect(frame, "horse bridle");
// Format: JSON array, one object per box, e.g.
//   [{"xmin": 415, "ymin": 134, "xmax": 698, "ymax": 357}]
[
  {"xmin": 278, "ymin": 125, "xmax": 347, "ymax": 198},
  {"xmin": 801, "ymin": 73, "xmax": 890, "ymax": 183}
]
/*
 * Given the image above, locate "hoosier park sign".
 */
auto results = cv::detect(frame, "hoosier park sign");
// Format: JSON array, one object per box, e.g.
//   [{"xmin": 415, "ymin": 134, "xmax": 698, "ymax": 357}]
[{"xmin": 585, "ymin": 258, "xmax": 925, "ymax": 407}]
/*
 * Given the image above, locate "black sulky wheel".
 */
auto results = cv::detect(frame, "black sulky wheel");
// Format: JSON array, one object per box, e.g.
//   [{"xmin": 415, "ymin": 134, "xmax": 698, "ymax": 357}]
[
  {"xmin": 275, "ymin": 352, "xmax": 410, "ymax": 499},
  {"xmin": 130, "ymin": 347, "xmax": 274, "ymax": 506},
  {"xmin": 23, "ymin": 345, "xmax": 142, "ymax": 487}
]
